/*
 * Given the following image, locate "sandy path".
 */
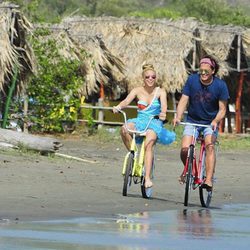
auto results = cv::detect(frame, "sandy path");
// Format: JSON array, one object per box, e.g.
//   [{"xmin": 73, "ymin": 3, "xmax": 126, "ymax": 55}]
[{"xmin": 0, "ymin": 137, "xmax": 249, "ymax": 221}]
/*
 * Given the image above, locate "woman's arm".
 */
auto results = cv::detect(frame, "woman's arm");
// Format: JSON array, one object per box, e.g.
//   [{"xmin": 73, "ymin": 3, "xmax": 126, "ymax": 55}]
[
  {"xmin": 159, "ymin": 88, "xmax": 167, "ymax": 121},
  {"xmin": 113, "ymin": 88, "xmax": 138, "ymax": 113}
]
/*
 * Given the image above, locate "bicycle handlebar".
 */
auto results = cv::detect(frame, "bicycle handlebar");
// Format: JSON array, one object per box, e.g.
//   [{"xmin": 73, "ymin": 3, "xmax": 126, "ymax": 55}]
[
  {"xmin": 178, "ymin": 122, "xmax": 212, "ymax": 128},
  {"xmin": 114, "ymin": 107, "xmax": 160, "ymax": 135}
]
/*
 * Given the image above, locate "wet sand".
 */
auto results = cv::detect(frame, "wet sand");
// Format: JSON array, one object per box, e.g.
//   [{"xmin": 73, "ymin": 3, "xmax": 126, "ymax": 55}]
[{"xmin": 0, "ymin": 136, "xmax": 249, "ymax": 221}]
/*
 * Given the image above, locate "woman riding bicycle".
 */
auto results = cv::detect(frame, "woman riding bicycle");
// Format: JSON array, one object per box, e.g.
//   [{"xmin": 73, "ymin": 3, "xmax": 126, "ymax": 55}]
[
  {"xmin": 113, "ymin": 64, "xmax": 175, "ymax": 188},
  {"xmin": 173, "ymin": 56, "xmax": 229, "ymax": 191}
]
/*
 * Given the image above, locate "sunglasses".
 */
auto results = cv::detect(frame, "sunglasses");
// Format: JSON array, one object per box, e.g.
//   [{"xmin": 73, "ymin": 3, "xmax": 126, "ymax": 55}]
[
  {"xmin": 199, "ymin": 69, "xmax": 211, "ymax": 75},
  {"xmin": 145, "ymin": 75, "xmax": 156, "ymax": 79}
]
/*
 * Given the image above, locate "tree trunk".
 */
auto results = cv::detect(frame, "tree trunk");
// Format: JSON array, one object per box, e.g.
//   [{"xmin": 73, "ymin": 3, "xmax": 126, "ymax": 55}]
[{"xmin": 0, "ymin": 128, "xmax": 62, "ymax": 153}]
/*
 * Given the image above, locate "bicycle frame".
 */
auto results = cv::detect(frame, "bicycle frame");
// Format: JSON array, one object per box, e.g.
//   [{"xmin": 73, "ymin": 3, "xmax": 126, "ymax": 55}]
[
  {"xmin": 179, "ymin": 121, "xmax": 218, "ymax": 207},
  {"xmin": 180, "ymin": 122, "xmax": 211, "ymax": 188},
  {"xmin": 117, "ymin": 108, "xmax": 157, "ymax": 178},
  {"xmin": 115, "ymin": 107, "xmax": 158, "ymax": 198},
  {"xmin": 122, "ymin": 133, "xmax": 145, "ymax": 177}
]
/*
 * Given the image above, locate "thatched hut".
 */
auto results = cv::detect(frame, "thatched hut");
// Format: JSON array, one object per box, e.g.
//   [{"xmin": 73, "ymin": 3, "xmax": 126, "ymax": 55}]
[
  {"xmin": 0, "ymin": 2, "xmax": 35, "ymax": 126},
  {"xmin": 52, "ymin": 17, "xmax": 249, "ymax": 95},
  {"xmin": 33, "ymin": 16, "xmax": 250, "ymax": 132},
  {"xmin": 49, "ymin": 16, "xmax": 250, "ymax": 132},
  {"xmin": 0, "ymin": 2, "xmax": 35, "ymax": 95},
  {"xmin": 57, "ymin": 17, "xmax": 199, "ymax": 97}
]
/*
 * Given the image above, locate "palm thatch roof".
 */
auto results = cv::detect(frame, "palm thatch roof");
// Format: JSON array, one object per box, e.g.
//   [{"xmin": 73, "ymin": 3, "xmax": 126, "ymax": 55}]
[
  {"xmin": 0, "ymin": 2, "xmax": 35, "ymax": 96},
  {"xmin": 43, "ymin": 16, "xmax": 250, "ymax": 99},
  {"xmin": 62, "ymin": 17, "xmax": 198, "ymax": 95},
  {"xmin": 198, "ymin": 24, "xmax": 250, "ymax": 73},
  {"xmin": 242, "ymin": 28, "xmax": 250, "ymax": 64}
]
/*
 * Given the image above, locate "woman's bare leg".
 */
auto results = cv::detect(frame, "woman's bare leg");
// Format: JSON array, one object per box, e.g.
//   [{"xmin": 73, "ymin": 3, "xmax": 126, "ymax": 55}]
[
  {"xmin": 144, "ymin": 130, "xmax": 157, "ymax": 188},
  {"xmin": 120, "ymin": 123, "xmax": 135, "ymax": 151}
]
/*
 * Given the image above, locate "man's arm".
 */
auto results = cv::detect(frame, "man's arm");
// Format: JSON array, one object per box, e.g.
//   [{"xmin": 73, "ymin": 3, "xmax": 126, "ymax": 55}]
[
  {"xmin": 173, "ymin": 94, "xmax": 189, "ymax": 126},
  {"xmin": 211, "ymin": 100, "xmax": 227, "ymax": 129}
]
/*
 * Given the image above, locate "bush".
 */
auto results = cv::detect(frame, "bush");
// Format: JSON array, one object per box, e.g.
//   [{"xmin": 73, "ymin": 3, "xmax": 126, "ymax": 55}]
[{"xmin": 27, "ymin": 28, "xmax": 84, "ymax": 132}]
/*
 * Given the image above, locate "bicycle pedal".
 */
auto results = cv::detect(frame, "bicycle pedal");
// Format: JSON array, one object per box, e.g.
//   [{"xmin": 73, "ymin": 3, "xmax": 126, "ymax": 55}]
[
  {"xmin": 133, "ymin": 177, "xmax": 140, "ymax": 184},
  {"xmin": 194, "ymin": 178, "xmax": 203, "ymax": 185}
]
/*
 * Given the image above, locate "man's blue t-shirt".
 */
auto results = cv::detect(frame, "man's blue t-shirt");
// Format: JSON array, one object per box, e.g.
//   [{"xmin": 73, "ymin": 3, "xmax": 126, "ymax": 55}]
[{"xmin": 182, "ymin": 73, "xmax": 229, "ymax": 125}]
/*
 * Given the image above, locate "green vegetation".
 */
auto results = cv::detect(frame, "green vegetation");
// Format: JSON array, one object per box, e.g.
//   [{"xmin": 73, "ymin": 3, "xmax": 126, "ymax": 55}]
[
  {"xmin": 27, "ymin": 28, "xmax": 84, "ymax": 132},
  {"xmin": 131, "ymin": 0, "xmax": 250, "ymax": 27},
  {"xmin": 10, "ymin": 0, "xmax": 250, "ymax": 27},
  {"xmin": 6, "ymin": 0, "xmax": 250, "ymax": 135},
  {"xmin": 93, "ymin": 125, "xmax": 250, "ymax": 151},
  {"xmin": 218, "ymin": 134, "xmax": 250, "ymax": 150}
]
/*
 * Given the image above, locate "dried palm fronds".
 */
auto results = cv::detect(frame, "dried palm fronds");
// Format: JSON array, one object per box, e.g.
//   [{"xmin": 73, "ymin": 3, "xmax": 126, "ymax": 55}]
[
  {"xmin": 0, "ymin": 2, "xmax": 36, "ymax": 96},
  {"xmin": 43, "ymin": 16, "xmax": 250, "ymax": 99}
]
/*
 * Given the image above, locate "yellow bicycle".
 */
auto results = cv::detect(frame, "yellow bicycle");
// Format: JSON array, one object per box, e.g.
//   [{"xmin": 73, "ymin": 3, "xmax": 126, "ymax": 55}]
[{"xmin": 116, "ymin": 108, "xmax": 158, "ymax": 199}]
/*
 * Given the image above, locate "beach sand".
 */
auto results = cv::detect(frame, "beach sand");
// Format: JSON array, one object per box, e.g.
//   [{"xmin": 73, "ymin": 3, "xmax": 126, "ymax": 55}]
[{"xmin": 0, "ymin": 136, "xmax": 249, "ymax": 221}]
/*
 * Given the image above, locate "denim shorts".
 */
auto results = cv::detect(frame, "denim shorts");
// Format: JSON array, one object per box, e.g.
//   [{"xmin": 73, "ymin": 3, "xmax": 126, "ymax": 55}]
[{"xmin": 183, "ymin": 124, "xmax": 218, "ymax": 139}]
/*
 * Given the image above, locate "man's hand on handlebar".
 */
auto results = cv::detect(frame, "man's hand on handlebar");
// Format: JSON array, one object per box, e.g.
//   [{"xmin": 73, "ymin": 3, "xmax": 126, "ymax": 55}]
[
  {"xmin": 172, "ymin": 117, "xmax": 181, "ymax": 127},
  {"xmin": 211, "ymin": 119, "xmax": 219, "ymax": 131}
]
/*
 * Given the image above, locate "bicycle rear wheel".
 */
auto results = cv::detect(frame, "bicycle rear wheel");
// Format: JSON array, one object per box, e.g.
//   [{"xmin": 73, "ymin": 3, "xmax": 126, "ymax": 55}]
[
  {"xmin": 199, "ymin": 151, "xmax": 213, "ymax": 207},
  {"xmin": 184, "ymin": 145, "xmax": 194, "ymax": 207},
  {"xmin": 122, "ymin": 153, "xmax": 134, "ymax": 196}
]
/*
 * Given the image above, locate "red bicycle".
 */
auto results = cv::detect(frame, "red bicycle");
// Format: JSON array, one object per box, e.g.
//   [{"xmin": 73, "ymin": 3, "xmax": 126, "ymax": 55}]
[{"xmin": 179, "ymin": 122, "xmax": 218, "ymax": 207}]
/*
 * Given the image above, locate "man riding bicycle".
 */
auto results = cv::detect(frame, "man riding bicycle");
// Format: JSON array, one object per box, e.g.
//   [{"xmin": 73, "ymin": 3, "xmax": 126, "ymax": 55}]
[{"xmin": 173, "ymin": 56, "xmax": 229, "ymax": 191}]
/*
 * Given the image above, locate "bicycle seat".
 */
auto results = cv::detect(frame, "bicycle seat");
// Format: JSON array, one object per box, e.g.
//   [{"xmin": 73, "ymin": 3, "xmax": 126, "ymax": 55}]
[{"xmin": 135, "ymin": 132, "xmax": 147, "ymax": 137}]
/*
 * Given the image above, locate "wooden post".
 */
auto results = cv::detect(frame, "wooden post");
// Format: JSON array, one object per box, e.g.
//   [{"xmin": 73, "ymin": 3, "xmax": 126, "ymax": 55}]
[
  {"xmin": 192, "ymin": 39, "xmax": 196, "ymax": 72},
  {"xmin": 219, "ymin": 119, "xmax": 225, "ymax": 133},
  {"xmin": 226, "ymin": 104, "xmax": 232, "ymax": 133},
  {"xmin": 237, "ymin": 35, "xmax": 241, "ymax": 72},
  {"xmin": 172, "ymin": 93, "xmax": 176, "ymax": 111},
  {"xmin": 97, "ymin": 82, "xmax": 104, "ymax": 129},
  {"xmin": 23, "ymin": 94, "xmax": 28, "ymax": 133},
  {"xmin": 235, "ymin": 72, "xmax": 244, "ymax": 133}
]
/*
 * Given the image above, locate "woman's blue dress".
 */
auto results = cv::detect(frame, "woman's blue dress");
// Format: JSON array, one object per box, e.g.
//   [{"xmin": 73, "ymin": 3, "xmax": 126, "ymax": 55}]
[{"xmin": 127, "ymin": 91, "xmax": 176, "ymax": 145}]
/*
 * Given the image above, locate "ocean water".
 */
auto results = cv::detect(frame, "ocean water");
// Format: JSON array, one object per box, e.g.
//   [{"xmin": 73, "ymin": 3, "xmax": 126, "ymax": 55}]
[{"xmin": 0, "ymin": 204, "xmax": 249, "ymax": 250}]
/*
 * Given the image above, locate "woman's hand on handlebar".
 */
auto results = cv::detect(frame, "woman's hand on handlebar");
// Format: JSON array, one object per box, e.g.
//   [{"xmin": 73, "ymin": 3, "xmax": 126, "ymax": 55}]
[
  {"xmin": 159, "ymin": 112, "xmax": 166, "ymax": 121},
  {"xmin": 113, "ymin": 106, "xmax": 121, "ymax": 113}
]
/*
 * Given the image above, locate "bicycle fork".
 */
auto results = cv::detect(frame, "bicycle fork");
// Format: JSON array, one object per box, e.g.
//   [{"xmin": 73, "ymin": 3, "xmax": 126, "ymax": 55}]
[
  {"xmin": 195, "ymin": 143, "xmax": 206, "ymax": 185},
  {"xmin": 181, "ymin": 145, "xmax": 195, "ymax": 179},
  {"xmin": 182, "ymin": 145, "xmax": 204, "ymax": 190}
]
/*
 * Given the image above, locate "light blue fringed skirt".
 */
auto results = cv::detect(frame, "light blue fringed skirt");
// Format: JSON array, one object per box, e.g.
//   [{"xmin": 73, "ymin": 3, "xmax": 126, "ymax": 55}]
[{"xmin": 127, "ymin": 116, "xmax": 176, "ymax": 145}]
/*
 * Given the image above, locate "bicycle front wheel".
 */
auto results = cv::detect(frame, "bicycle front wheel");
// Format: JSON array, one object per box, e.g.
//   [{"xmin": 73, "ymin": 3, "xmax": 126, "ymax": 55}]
[
  {"xmin": 199, "ymin": 186, "xmax": 212, "ymax": 208},
  {"xmin": 122, "ymin": 153, "xmax": 134, "ymax": 196},
  {"xmin": 141, "ymin": 157, "xmax": 155, "ymax": 199},
  {"xmin": 199, "ymin": 150, "xmax": 213, "ymax": 207},
  {"xmin": 184, "ymin": 145, "xmax": 194, "ymax": 207},
  {"xmin": 141, "ymin": 177, "xmax": 153, "ymax": 199}
]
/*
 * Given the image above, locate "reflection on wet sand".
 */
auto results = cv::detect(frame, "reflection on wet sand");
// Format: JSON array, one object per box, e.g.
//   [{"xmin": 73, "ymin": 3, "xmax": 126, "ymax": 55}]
[
  {"xmin": 0, "ymin": 204, "xmax": 249, "ymax": 249},
  {"xmin": 177, "ymin": 209, "xmax": 214, "ymax": 238},
  {"xmin": 117, "ymin": 212, "xmax": 150, "ymax": 234}
]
